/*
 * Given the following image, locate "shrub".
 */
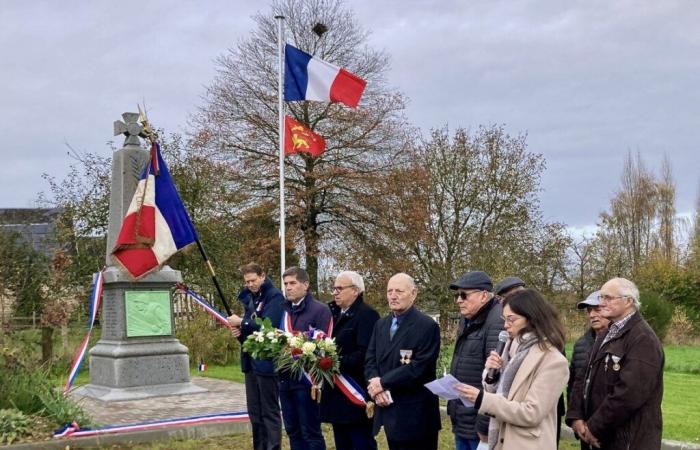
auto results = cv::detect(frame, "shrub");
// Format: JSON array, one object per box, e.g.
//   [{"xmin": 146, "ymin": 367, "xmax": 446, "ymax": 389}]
[
  {"xmin": 0, "ymin": 409, "xmax": 31, "ymax": 444},
  {"xmin": 176, "ymin": 309, "xmax": 240, "ymax": 367},
  {"xmin": 666, "ymin": 306, "xmax": 697, "ymax": 345},
  {"xmin": 0, "ymin": 347, "xmax": 91, "ymax": 428},
  {"xmin": 640, "ymin": 290, "xmax": 674, "ymax": 342}
]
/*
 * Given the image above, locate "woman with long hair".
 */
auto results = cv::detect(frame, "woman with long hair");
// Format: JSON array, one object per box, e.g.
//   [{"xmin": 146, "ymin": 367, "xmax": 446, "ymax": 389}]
[{"xmin": 456, "ymin": 289, "xmax": 569, "ymax": 450}]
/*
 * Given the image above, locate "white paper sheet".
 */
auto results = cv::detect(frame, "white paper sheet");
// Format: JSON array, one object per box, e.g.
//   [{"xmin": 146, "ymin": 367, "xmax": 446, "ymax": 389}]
[{"xmin": 424, "ymin": 374, "xmax": 474, "ymax": 407}]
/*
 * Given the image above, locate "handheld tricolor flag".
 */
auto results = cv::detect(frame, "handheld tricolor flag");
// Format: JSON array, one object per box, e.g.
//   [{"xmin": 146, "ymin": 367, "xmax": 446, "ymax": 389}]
[
  {"xmin": 111, "ymin": 142, "xmax": 198, "ymax": 279},
  {"xmin": 284, "ymin": 44, "xmax": 366, "ymax": 108},
  {"xmin": 284, "ymin": 115, "xmax": 326, "ymax": 157}
]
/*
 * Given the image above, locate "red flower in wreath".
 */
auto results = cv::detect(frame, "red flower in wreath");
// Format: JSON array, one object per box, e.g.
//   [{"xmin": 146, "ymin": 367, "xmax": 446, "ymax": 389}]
[{"xmin": 318, "ymin": 356, "xmax": 333, "ymax": 370}]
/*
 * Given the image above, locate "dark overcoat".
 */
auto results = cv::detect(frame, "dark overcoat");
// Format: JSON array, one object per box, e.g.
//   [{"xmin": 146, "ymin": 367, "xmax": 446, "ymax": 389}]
[
  {"xmin": 320, "ymin": 295, "xmax": 380, "ymax": 424},
  {"xmin": 567, "ymin": 312, "xmax": 664, "ymax": 450},
  {"xmin": 364, "ymin": 306, "xmax": 441, "ymax": 441},
  {"xmin": 237, "ymin": 277, "xmax": 284, "ymax": 375}
]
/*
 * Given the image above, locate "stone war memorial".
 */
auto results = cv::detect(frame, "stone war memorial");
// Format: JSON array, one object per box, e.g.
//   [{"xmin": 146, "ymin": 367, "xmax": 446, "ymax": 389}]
[{"xmin": 73, "ymin": 112, "xmax": 205, "ymax": 401}]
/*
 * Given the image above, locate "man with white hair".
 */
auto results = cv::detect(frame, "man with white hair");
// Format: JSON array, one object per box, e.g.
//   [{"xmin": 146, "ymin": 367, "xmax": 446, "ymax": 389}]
[
  {"xmin": 320, "ymin": 271, "xmax": 380, "ymax": 450},
  {"xmin": 365, "ymin": 273, "xmax": 441, "ymax": 450},
  {"xmin": 566, "ymin": 278, "xmax": 664, "ymax": 450}
]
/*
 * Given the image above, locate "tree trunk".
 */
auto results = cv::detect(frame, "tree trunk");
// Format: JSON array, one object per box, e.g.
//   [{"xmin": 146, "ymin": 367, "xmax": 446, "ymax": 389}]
[
  {"xmin": 61, "ymin": 324, "xmax": 69, "ymax": 357},
  {"xmin": 305, "ymin": 227, "xmax": 320, "ymax": 295},
  {"xmin": 41, "ymin": 326, "xmax": 54, "ymax": 364}
]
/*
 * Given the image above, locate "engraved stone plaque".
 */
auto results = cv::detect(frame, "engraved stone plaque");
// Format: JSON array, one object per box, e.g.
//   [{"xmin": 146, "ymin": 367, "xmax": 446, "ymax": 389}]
[{"xmin": 125, "ymin": 290, "xmax": 172, "ymax": 337}]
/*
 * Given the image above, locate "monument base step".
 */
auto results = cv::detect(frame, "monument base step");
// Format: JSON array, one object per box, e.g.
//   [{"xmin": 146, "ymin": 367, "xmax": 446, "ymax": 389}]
[{"xmin": 72, "ymin": 381, "xmax": 207, "ymax": 402}]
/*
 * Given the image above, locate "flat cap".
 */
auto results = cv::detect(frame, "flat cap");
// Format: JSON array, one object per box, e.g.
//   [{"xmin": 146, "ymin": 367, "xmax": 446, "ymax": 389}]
[
  {"xmin": 449, "ymin": 271, "xmax": 493, "ymax": 292},
  {"xmin": 577, "ymin": 290, "xmax": 601, "ymax": 309},
  {"xmin": 495, "ymin": 277, "xmax": 526, "ymax": 296}
]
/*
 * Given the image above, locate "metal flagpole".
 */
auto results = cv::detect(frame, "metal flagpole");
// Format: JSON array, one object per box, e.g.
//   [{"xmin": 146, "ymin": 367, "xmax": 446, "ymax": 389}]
[{"xmin": 276, "ymin": 15, "xmax": 286, "ymax": 283}]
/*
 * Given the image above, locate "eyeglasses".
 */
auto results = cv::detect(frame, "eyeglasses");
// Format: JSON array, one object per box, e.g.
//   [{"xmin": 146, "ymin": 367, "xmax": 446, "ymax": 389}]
[
  {"xmin": 501, "ymin": 314, "xmax": 524, "ymax": 324},
  {"xmin": 332, "ymin": 285, "xmax": 354, "ymax": 293},
  {"xmin": 454, "ymin": 290, "xmax": 481, "ymax": 302},
  {"xmin": 597, "ymin": 294, "xmax": 630, "ymax": 303}
]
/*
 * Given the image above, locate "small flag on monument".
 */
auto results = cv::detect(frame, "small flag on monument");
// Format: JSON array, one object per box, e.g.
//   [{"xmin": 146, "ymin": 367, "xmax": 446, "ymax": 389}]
[
  {"xmin": 284, "ymin": 43, "xmax": 367, "ymax": 108},
  {"xmin": 284, "ymin": 115, "xmax": 326, "ymax": 158},
  {"xmin": 111, "ymin": 141, "xmax": 198, "ymax": 279}
]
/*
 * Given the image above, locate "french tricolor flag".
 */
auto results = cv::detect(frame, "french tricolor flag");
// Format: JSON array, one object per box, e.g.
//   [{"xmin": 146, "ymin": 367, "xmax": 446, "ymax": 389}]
[
  {"xmin": 284, "ymin": 44, "xmax": 367, "ymax": 108},
  {"xmin": 111, "ymin": 142, "xmax": 198, "ymax": 279}
]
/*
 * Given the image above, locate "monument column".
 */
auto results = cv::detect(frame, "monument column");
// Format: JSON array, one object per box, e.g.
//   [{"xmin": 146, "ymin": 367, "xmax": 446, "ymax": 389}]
[{"xmin": 74, "ymin": 112, "xmax": 205, "ymax": 401}]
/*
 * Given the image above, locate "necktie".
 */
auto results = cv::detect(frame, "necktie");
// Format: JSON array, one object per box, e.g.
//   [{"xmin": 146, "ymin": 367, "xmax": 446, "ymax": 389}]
[{"xmin": 390, "ymin": 317, "xmax": 399, "ymax": 340}]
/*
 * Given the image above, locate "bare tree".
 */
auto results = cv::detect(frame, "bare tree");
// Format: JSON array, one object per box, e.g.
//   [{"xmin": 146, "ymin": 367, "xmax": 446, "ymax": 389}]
[
  {"xmin": 193, "ymin": 0, "xmax": 411, "ymax": 290},
  {"xmin": 597, "ymin": 152, "xmax": 658, "ymax": 274},
  {"xmin": 657, "ymin": 154, "xmax": 676, "ymax": 261}
]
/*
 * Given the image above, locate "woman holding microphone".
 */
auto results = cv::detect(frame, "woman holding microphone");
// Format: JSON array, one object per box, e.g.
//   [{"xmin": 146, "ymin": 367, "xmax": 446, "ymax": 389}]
[{"xmin": 456, "ymin": 289, "xmax": 569, "ymax": 450}]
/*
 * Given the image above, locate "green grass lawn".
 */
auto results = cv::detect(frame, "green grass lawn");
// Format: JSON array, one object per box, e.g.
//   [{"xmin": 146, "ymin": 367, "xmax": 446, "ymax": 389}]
[
  {"xmin": 101, "ymin": 422, "xmax": 582, "ymax": 449},
  {"xmin": 662, "ymin": 371, "xmax": 700, "ymax": 444},
  {"xmin": 192, "ymin": 364, "xmax": 245, "ymax": 383}
]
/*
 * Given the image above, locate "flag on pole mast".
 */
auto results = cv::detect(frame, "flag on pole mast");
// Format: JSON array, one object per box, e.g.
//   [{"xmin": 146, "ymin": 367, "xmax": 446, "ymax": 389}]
[
  {"xmin": 284, "ymin": 44, "xmax": 366, "ymax": 108},
  {"xmin": 276, "ymin": 24, "xmax": 368, "ymax": 281},
  {"xmin": 284, "ymin": 115, "xmax": 326, "ymax": 157},
  {"xmin": 111, "ymin": 142, "xmax": 198, "ymax": 279}
]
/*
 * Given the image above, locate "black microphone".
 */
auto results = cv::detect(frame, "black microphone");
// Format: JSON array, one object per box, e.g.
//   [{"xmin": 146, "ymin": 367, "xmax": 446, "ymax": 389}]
[{"xmin": 485, "ymin": 330, "xmax": 510, "ymax": 384}]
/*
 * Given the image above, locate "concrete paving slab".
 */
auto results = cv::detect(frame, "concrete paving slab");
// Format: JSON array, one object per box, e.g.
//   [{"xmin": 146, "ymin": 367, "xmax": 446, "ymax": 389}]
[{"xmin": 70, "ymin": 376, "xmax": 247, "ymax": 426}]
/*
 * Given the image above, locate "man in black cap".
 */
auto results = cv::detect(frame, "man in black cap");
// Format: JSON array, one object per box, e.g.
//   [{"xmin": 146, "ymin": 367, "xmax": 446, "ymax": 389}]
[
  {"xmin": 494, "ymin": 276, "xmax": 526, "ymax": 301},
  {"xmin": 447, "ymin": 271, "xmax": 504, "ymax": 450}
]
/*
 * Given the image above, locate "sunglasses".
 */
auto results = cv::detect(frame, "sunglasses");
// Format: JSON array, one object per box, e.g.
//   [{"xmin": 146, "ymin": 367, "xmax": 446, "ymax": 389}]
[{"xmin": 453, "ymin": 290, "xmax": 482, "ymax": 301}]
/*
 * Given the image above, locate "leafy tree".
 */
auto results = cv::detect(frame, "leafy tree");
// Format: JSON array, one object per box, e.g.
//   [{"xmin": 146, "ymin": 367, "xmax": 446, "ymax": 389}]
[
  {"xmin": 38, "ymin": 147, "xmax": 111, "ymax": 287},
  {"xmin": 340, "ymin": 125, "xmax": 548, "ymax": 279},
  {"xmin": 0, "ymin": 228, "xmax": 48, "ymax": 318},
  {"xmin": 193, "ymin": 0, "xmax": 411, "ymax": 290}
]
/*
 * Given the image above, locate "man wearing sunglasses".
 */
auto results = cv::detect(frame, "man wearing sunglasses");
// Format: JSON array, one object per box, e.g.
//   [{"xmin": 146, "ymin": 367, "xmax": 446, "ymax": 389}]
[{"xmin": 447, "ymin": 271, "xmax": 504, "ymax": 450}]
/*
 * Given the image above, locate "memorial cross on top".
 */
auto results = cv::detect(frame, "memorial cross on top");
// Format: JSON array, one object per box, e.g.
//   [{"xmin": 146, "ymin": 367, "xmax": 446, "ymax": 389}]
[{"xmin": 113, "ymin": 112, "xmax": 149, "ymax": 147}]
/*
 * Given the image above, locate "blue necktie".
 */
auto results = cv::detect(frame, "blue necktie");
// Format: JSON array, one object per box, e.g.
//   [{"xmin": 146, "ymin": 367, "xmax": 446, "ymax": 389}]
[{"xmin": 390, "ymin": 317, "xmax": 399, "ymax": 340}]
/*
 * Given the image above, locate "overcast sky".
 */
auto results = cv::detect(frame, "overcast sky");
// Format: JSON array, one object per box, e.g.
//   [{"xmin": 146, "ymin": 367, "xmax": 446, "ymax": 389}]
[{"xmin": 1, "ymin": 0, "xmax": 698, "ymax": 230}]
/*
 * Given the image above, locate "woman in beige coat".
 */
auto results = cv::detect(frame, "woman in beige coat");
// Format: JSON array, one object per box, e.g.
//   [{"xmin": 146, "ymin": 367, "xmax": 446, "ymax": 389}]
[{"xmin": 456, "ymin": 289, "xmax": 569, "ymax": 450}]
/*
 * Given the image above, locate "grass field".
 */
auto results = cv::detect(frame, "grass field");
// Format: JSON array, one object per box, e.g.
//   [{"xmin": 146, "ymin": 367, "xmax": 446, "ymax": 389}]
[{"xmin": 104, "ymin": 422, "xmax": 583, "ymax": 449}]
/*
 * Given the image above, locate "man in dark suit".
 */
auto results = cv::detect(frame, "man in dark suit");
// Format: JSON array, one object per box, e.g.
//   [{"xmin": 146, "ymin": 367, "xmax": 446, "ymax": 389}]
[
  {"xmin": 321, "ymin": 270, "xmax": 380, "ymax": 450},
  {"xmin": 279, "ymin": 266, "xmax": 332, "ymax": 450},
  {"xmin": 228, "ymin": 262, "xmax": 284, "ymax": 450},
  {"xmin": 365, "ymin": 273, "xmax": 441, "ymax": 450}
]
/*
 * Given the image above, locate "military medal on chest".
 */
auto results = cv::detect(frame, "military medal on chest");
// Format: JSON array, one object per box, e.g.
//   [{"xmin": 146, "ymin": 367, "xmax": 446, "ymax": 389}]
[
  {"xmin": 611, "ymin": 355, "xmax": 621, "ymax": 371},
  {"xmin": 400, "ymin": 349, "xmax": 413, "ymax": 365}
]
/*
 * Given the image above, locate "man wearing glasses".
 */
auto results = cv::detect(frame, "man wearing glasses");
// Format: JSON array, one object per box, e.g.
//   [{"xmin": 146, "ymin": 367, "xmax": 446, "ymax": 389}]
[
  {"xmin": 447, "ymin": 271, "xmax": 504, "ymax": 450},
  {"xmin": 567, "ymin": 277, "xmax": 664, "ymax": 450},
  {"xmin": 321, "ymin": 271, "xmax": 380, "ymax": 450}
]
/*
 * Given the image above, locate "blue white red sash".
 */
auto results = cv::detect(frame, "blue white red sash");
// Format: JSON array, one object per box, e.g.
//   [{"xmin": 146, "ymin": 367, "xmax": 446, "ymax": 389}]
[
  {"xmin": 54, "ymin": 411, "xmax": 249, "ymax": 438},
  {"xmin": 178, "ymin": 284, "xmax": 233, "ymax": 329},
  {"xmin": 279, "ymin": 310, "xmax": 333, "ymax": 337},
  {"xmin": 64, "ymin": 270, "xmax": 104, "ymax": 393},
  {"xmin": 334, "ymin": 373, "xmax": 368, "ymax": 407}
]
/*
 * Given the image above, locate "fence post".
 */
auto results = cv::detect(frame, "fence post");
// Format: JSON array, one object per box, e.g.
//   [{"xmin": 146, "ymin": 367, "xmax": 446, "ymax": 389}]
[{"xmin": 32, "ymin": 311, "xmax": 36, "ymax": 328}]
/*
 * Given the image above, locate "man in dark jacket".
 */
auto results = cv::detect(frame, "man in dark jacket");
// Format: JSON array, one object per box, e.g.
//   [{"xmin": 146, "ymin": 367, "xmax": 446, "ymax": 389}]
[
  {"xmin": 567, "ymin": 278, "xmax": 664, "ymax": 450},
  {"xmin": 279, "ymin": 266, "xmax": 333, "ymax": 450},
  {"xmin": 567, "ymin": 290, "xmax": 609, "ymax": 450},
  {"xmin": 448, "ymin": 271, "xmax": 504, "ymax": 450},
  {"xmin": 321, "ymin": 270, "xmax": 380, "ymax": 450},
  {"xmin": 365, "ymin": 273, "xmax": 441, "ymax": 450},
  {"xmin": 228, "ymin": 262, "xmax": 284, "ymax": 450}
]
